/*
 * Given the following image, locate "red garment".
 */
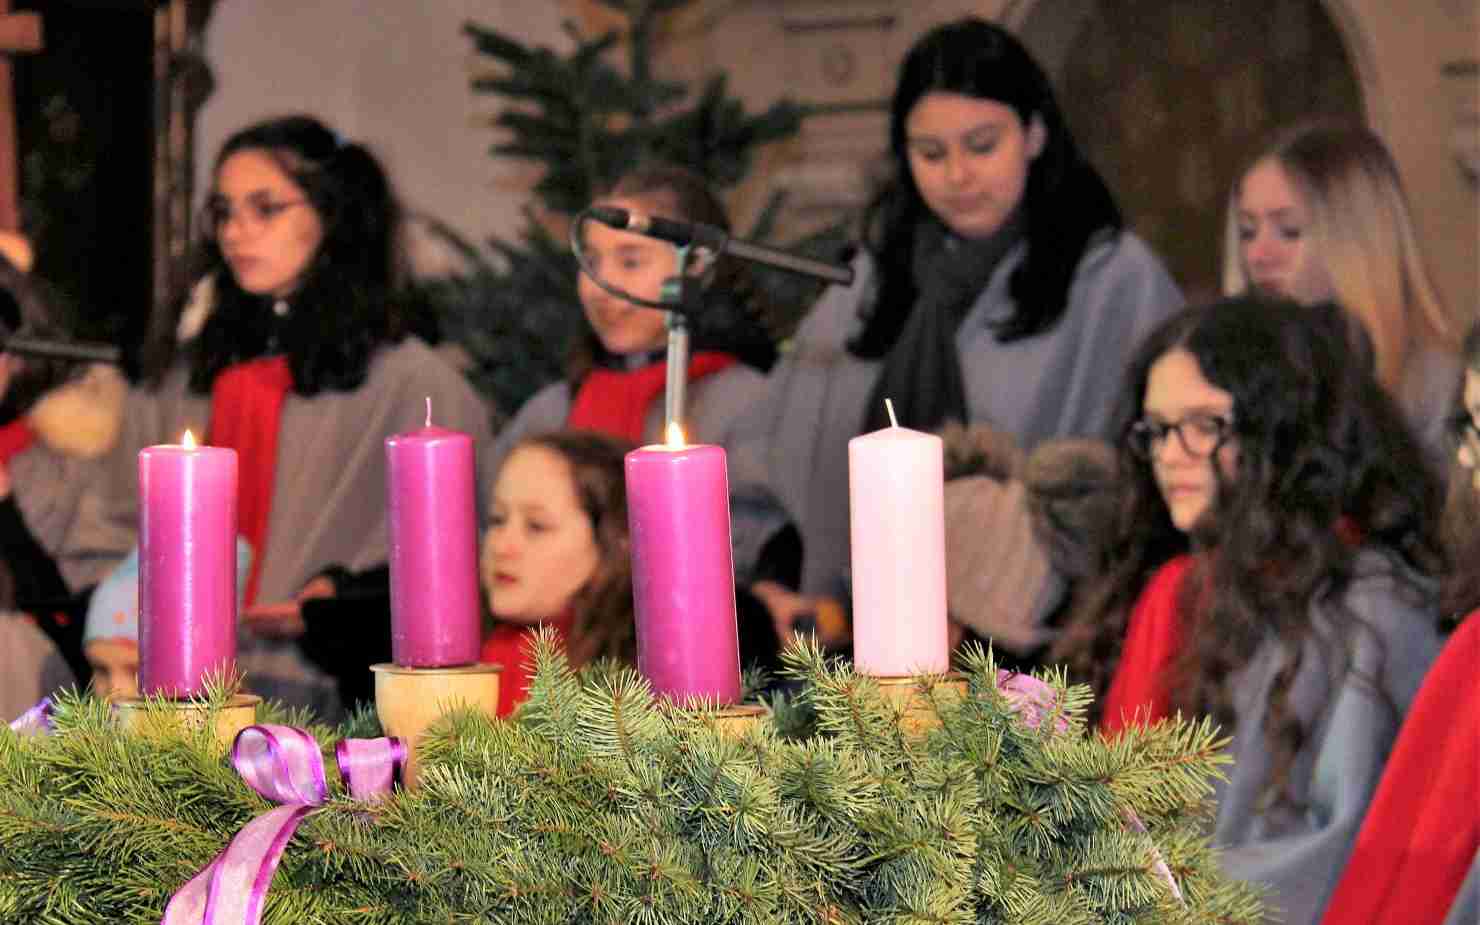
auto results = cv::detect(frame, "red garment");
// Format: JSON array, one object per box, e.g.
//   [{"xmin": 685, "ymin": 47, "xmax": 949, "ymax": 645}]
[
  {"xmin": 566, "ymin": 351, "xmax": 736, "ymax": 443},
  {"xmin": 1099, "ymin": 555, "xmax": 1194, "ymax": 735},
  {"xmin": 209, "ymin": 356, "xmax": 294, "ymax": 605},
  {"xmin": 1319, "ymin": 613, "xmax": 1480, "ymax": 925},
  {"xmin": 480, "ymin": 612, "xmax": 576, "ymax": 718},
  {"xmin": 0, "ymin": 418, "xmax": 34, "ymax": 466}
]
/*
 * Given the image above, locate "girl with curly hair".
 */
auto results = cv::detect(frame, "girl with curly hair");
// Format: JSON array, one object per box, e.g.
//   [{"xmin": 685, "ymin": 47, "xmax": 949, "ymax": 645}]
[{"xmin": 1053, "ymin": 295, "xmax": 1444, "ymax": 925}]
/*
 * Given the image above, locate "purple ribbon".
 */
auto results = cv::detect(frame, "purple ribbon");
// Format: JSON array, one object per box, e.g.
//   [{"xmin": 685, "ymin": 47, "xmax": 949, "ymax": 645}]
[
  {"xmin": 162, "ymin": 725, "xmax": 405, "ymax": 925},
  {"xmin": 995, "ymin": 669, "xmax": 1070, "ymax": 733},
  {"xmin": 7, "ymin": 696, "xmax": 54, "ymax": 736}
]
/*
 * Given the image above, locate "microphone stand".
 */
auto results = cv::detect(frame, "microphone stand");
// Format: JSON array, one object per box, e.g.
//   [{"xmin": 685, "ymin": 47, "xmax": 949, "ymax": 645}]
[
  {"xmin": 571, "ymin": 208, "xmax": 854, "ymax": 439},
  {"xmin": 657, "ymin": 246, "xmax": 710, "ymax": 438}
]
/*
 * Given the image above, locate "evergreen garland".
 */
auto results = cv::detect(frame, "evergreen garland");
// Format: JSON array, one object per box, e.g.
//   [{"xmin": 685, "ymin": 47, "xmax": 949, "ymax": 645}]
[{"xmin": 0, "ymin": 636, "xmax": 1266, "ymax": 924}]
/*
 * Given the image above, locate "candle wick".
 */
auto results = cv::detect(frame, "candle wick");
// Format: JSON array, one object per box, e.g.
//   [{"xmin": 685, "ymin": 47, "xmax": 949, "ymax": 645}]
[
  {"xmin": 425, "ymin": 396, "xmax": 432, "ymax": 428},
  {"xmin": 885, "ymin": 398, "xmax": 899, "ymax": 429}
]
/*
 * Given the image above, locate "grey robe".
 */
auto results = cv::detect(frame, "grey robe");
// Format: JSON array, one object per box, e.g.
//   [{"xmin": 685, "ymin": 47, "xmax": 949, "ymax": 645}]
[
  {"xmin": 92, "ymin": 338, "xmax": 496, "ymax": 720},
  {"xmin": 1213, "ymin": 551, "xmax": 1443, "ymax": 925},
  {"xmin": 730, "ymin": 233, "xmax": 1183, "ymax": 595}
]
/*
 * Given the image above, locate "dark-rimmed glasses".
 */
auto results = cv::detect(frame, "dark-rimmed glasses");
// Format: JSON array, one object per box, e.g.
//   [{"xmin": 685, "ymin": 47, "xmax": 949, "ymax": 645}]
[
  {"xmin": 1125, "ymin": 413, "xmax": 1233, "ymax": 460},
  {"xmin": 201, "ymin": 196, "xmax": 310, "ymax": 237},
  {"xmin": 1447, "ymin": 409, "xmax": 1480, "ymax": 456}
]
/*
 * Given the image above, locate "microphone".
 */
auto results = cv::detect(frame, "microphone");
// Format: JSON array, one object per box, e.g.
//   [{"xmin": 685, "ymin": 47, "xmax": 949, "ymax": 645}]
[
  {"xmin": 3, "ymin": 334, "xmax": 121, "ymax": 365},
  {"xmin": 584, "ymin": 206, "xmax": 854, "ymax": 286},
  {"xmin": 585, "ymin": 205, "xmax": 727, "ymax": 250}
]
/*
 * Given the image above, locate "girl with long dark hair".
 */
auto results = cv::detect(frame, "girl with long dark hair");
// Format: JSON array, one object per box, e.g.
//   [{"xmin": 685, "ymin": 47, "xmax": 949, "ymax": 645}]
[
  {"xmin": 1054, "ymin": 296, "xmax": 1444, "ymax": 924},
  {"xmin": 98, "ymin": 115, "xmax": 494, "ymax": 717}
]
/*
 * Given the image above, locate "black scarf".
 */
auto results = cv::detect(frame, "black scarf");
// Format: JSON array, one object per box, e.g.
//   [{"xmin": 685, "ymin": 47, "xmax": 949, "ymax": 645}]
[{"xmin": 863, "ymin": 216, "xmax": 1022, "ymax": 433}]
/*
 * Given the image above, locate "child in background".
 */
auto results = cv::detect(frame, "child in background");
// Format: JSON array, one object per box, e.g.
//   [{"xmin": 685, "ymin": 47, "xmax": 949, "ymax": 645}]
[
  {"xmin": 480, "ymin": 431, "xmax": 635, "ymax": 717},
  {"xmin": 81, "ymin": 539, "xmax": 252, "ymax": 701},
  {"xmin": 81, "ymin": 549, "xmax": 139, "ymax": 700}
]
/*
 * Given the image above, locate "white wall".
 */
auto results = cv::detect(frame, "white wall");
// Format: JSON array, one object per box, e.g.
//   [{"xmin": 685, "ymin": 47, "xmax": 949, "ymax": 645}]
[{"xmin": 195, "ymin": 0, "xmax": 565, "ymax": 272}]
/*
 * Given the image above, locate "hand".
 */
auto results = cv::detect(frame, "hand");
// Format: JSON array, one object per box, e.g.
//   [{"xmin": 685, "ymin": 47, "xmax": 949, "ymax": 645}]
[
  {"xmin": 751, "ymin": 581, "xmax": 850, "ymax": 649},
  {"xmin": 241, "ymin": 575, "xmax": 336, "ymax": 640},
  {"xmin": 0, "ymin": 460, "xmax": 10, "ymax": 500}
]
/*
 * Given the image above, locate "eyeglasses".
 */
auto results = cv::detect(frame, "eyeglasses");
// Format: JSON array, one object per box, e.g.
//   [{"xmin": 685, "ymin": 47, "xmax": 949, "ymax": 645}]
[
  {"xmin": 1447, "ymin": 410, "xmax": 1480, "ymax": 454},
  {"xmin": 1125, "ymin": 413, "xmax": 1234, "ymax": 460},
  {"xmin": 201, "ymin": 196, "xmax": 310, "ymax": 236}
]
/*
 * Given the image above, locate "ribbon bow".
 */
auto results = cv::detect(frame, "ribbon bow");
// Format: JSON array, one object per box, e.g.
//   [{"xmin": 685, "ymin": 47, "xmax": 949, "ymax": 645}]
[
  {"xmin": 162, "ymin": 725, "xmax": 405, "ymax": 925},
  {"xmin": 6, "ymin": 696, "xmax": 54, "ymax": 735}
]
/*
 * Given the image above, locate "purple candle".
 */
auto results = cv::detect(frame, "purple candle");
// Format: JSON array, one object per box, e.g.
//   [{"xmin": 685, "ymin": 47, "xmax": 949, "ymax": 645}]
[
  {"xmin": 625, "ymin": 431, "xmax": 741, "ymax": 705},
  {"xmin": 138, "ymin": 431, "xmax": 238, "ymax": 697},
  {"xmin": 385, "ymin": 405, "xmax": 480, "ymax": 667}
]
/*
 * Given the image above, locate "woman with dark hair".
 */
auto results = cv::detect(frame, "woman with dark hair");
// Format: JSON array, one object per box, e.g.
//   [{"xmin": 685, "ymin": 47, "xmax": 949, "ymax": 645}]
[
  {"xmin": 1052, "ymin": 296, "xmax": 1443, "ymax": 925},
  {"xmin": 479, "ymin": 430, "xmax": 636, "ymax": 716},
  {"xmin": 1318, "ymin": 322, "xmax": 1480, "ymax": 925},
  {"xmin": 732, "ymin": 17, "xmax": 1181, "ymax": 631},
  {"xmin": 95, "ymin": 115, "xmax": 494, "ymax": 717}
]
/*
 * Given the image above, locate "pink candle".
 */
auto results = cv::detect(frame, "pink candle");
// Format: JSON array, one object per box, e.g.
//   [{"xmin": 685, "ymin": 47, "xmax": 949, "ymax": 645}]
[
  {"xmin": 625, "ymin": 434, "xmax": 741, "ymax": 705},
  {"xmin": 385, "ymin": 407, "xmax": 480, "ymax": 667},
  {"xmin": 138, "ymin": 432, "xmax": 239, "ymax": 697},
  {"xmin": 848, "ymin": 413, "xmax": 948, "ymax": 676}
]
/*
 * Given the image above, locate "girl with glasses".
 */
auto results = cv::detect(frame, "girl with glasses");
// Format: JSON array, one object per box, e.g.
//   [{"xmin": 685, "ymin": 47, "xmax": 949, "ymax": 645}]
[
  {"xmin": 89, "ymin": 115, "xmax": 495, "ymax": 718},
  {"xmin": 1053, "ymin": 294, "xmax": 1444, "ymax": 925}
]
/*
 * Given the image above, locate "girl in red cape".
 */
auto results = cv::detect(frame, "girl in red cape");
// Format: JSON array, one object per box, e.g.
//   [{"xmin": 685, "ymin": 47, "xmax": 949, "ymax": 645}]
[
  {"xmin": 478, "ymin": 430, "xmax": 635, "ymax": 717},
  {"xmin": 1318, "ymin": 323, "xmax": 1480, "ymax": 925},
  {"xmin": 1053, "ymin": 296, "xmax": 1445, "ymax": 925},
  {"xmin": 96, "ymin": 116, "xmax": 494, "ymax": 719},
  {"xmin": 488, "ymin": 162, "xmax": 774, "ymax": 465},
  {"xmin": 488, "ymin": 163, "xmax": 786, "ymax": 679}
]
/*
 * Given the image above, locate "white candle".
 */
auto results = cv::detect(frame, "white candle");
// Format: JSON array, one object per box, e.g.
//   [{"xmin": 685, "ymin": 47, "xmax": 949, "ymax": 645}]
[{"xmin": 848, "ymin": 404, "xmax": 948, "ymax": 675}]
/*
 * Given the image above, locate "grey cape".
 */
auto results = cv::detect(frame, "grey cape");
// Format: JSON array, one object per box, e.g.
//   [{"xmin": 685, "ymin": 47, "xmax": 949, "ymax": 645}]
[
  {"xmin": 729, "ymin": 233, "xmax": 1183, "ymax": 595},
  {"xmin": 1212, "ymin": 551, "xmax": 1443, "ymax": 925}
]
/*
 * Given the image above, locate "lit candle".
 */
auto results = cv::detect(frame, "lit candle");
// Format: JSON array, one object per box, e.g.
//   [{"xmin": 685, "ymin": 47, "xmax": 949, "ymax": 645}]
[
  {"xmin": 625, "ymin": 423, "xmax": 742, "ymax": 705},
  {"xmin": 385, "ymin": 399, "xmax": 480, "ymax": 667},
  {"xmin": 848, "ymin": 401, "xmax": 948, "ymax": 675},
  {"xmin": 138, "ymin": 430, "xmax": 239, "ymax": 697}
]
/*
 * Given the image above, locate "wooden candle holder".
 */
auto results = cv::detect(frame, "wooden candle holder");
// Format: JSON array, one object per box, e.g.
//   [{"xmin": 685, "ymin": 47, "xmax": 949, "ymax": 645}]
[
  {"xmin": 704, "ymin": 703, "xmax": 769, "ymax": 739},
  {"xmin": 370, "ymin": 662, "xmax": 501, "ymax": 789},
  {"xmin": 871, "ymin": 674, "xmax": 967, "ymax": 736},
  {"xmin": 114, "ymin": 693, "xmax": 262, "ymax": 748}
]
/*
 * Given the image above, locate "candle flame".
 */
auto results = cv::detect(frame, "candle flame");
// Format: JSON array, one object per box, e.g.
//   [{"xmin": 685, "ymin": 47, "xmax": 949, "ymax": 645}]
[
  {"xmin": 182, "ymin": 429, "xmax": 198, "ymax": 449},
  {"xmin": 665, "ymin": 421, "xmax": 686, "ymax": 448},
  {"xmin": 885, "ymin": 398, "xmax": 899, "ymax": 428}
]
